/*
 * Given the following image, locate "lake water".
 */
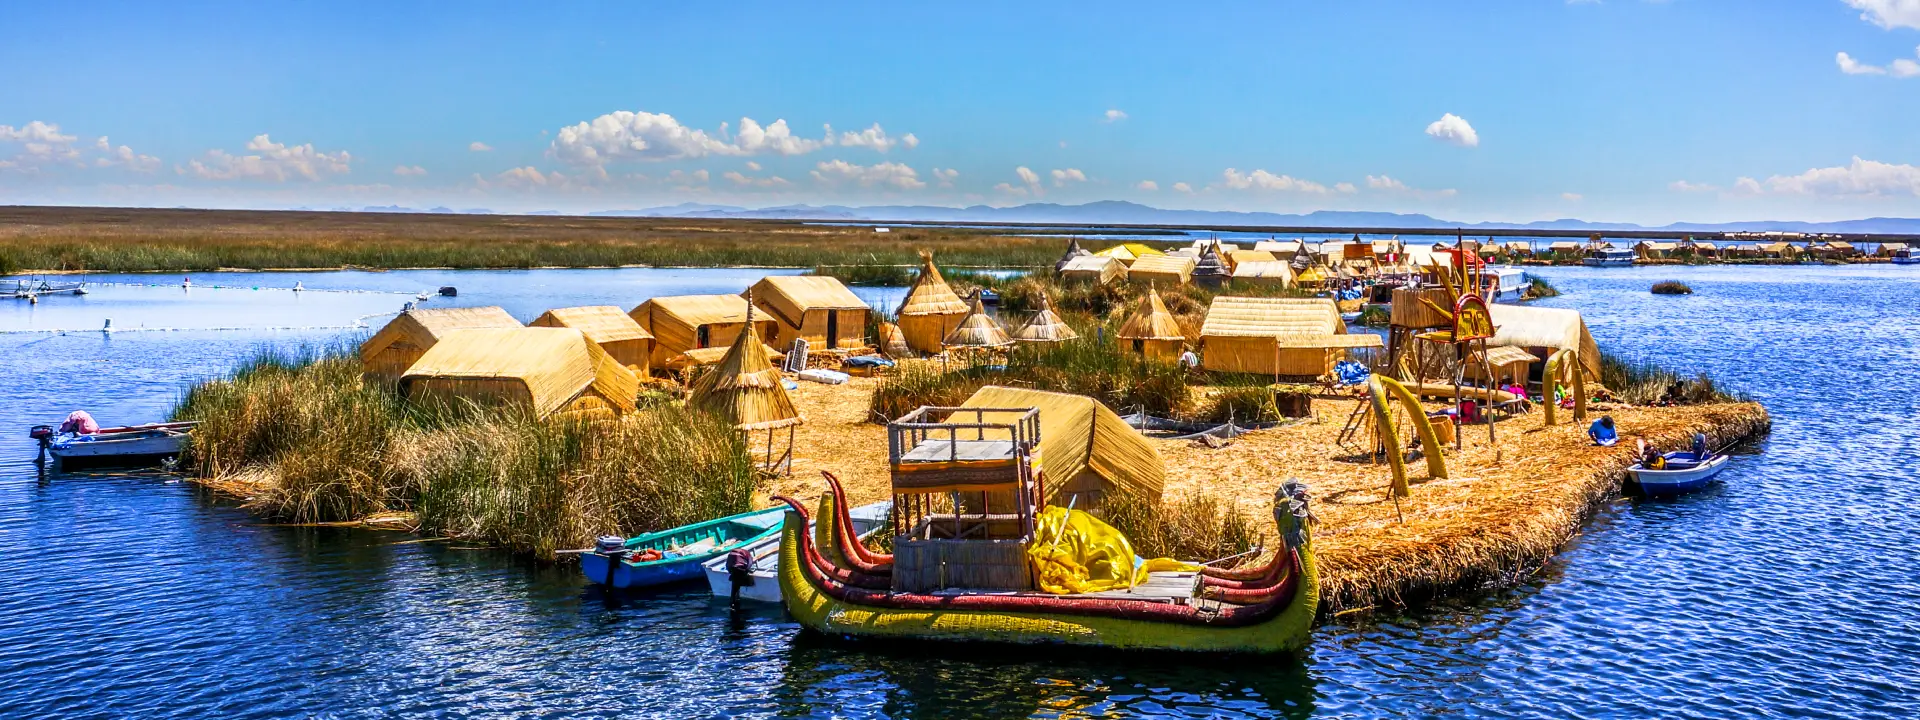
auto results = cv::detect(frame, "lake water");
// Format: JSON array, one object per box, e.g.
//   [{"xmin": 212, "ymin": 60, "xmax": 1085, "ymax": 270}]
[{"xmin": 2, "ymin": 265, "xmax": 1915, "ymax": 718}]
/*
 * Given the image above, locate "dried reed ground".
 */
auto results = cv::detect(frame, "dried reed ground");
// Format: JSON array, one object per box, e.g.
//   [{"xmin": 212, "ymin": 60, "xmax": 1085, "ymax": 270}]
[{"xmin": 771, "ymin": 380, "xmax": 1770, "ymax": 614}]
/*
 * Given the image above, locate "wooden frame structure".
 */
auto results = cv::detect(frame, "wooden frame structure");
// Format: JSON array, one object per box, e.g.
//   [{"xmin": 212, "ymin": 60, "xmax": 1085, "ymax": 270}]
[{"xmin": 886, "ymin": 405, "xmax": 1041, "ymax": 592}]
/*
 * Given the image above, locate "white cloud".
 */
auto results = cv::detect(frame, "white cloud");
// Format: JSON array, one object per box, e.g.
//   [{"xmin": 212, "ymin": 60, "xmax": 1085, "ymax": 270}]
[
  {"xmin": 993, "ymin": 182, "xmax": 1028, "ymax": 197},
  {"xmin": 0, "ymin": 121, "xmax": 83, "ymax": 169},
  {"xmin": 1335, "ymin": 182, "xmax": 1358, "ymax": 194},
  {"xmin": 1733, "ymin": 177, "xmax": 1765, "ymax": 195},
  {"xmin": 809, "ymin": 160, "xmax": 925, "ymax": 189},
  {"xmin": 723, "ymin": 170, "xmax": 792, "ymax": 188},
  {"xmin": 1, "ymin": 120, "xmax": 76, "ymax": 144},
  {"xmin": 1896, "ymin": 57, "xmax": 1920, "ymax": 77},
  {"xmin": 393, "ymin": 165, "xmax": 428, "ymax": 177},
  {"xmin": 1172, "ymin": 182, "xmax": 1194, "ymax": 194},
  {"xmin": 1838, "ymin": 51, "xmax": 1888, "ymax": 75},
  {"xmin": 1103, "ymin": 109, "xmax": 1128, "ymax": 123},
  {"xmin": 1362, "ymin": 173, "xmax": 1453, "ymax": 197},
  {"xmin": 1136, "ymin": 180, "xmax": 1158, "ymax": 191},
  {"xmin": 931, "ymin": 167, "xmax": 959, "ymax": 188},
  {"xmin": 1366, "ymin": 175, "xmax": 1408, "ymax": 191},
  {"xmin": 549, "ymin": 110, "xmax": 844, "ymax": 166},
  {"xmin": 745, "ymin": 161, "xmax": 762, "ymax": 171},
  {"xmin": 1756, "ymin": 156, "xmax": 1920, "ymax": 197},
  {"xmin": 1669, "ymin": 180, "xmax": 1718, "ymax": 192},
  {"xmin": 182, "ymin": 134, "xmax": 352, "ymax": 182},
  {"xmin": 1050, "ymin": 168, "xmax": 1087, "ymax": 187},
  {"xmin": 1845, "ymin": 0, "xmax": 1920, "ymax": 30},
  {"xmin": 1561, "ymin": 192, "xmax": 1584, "ymax": 201},
  {"xmin": 1218, "ymin": 168, "xmax": 1330, "ymax": 193},
  {"xmin": 92, "ymin": 136, "xmax": 160, "ymax": 173},
  {"xmin": 836, "ymin": 123, "xmax": 918, "ymax": 152},
  {"xmin": 1424, "ymin": 113, "xmax": 1480, "ymax": 147},
  {"xmin": 469, "ymin": 141, "xmax": 493, "ymax": 152}
]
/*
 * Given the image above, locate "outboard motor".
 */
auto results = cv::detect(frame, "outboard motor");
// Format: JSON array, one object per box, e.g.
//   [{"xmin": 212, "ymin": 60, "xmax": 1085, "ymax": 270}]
[
  {"xmin": 29, "ymin": 425, "xmax": 53, "ymax": 461},
  {"xmin": 1693, "ymin": 433, "xmax": 1709, "ymax": 459},
  {"xmin": 594, "ymin": 535, "xmax": 626, "ymax": 555},
  {"xmin": 725, "ymin": 548, "xmax": 756, "ymax": 604}
]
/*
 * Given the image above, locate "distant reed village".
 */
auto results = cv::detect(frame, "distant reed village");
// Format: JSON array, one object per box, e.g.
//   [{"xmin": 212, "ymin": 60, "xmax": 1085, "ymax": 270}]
[{"xmin": 155, "ymin": 236, "xmax": 1766, "ymax": 653}]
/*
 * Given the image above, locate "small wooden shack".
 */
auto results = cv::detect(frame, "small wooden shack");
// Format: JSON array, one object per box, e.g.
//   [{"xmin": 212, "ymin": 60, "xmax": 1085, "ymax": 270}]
[
  {"xmin": 359, "ymin": 306, "xmax": 521, "ymax": 382},
  {"xmin": 746, "ymin": 275, "xmax": 870, "ymax": 351},
  {"xmin": 1126, "ymin": 254, "xmax": 1196, "ymax": 286},
  {"xmin": 896, "ymin": 252, "xmax": 972, "ymax": 355},
  {"xmin": 530, "ymin": 305, "xmax": 653, "ymax": 374},
  {"xmin": 398, "ymin": 327, "xmax": 638, "ymax": 419},
  {"xmin": 1057, "ymin": 255, "xmax": 1127, "ymax": 285},
  {"xmin": 1117, "ymin": 287, "xmax": 1186, "ymax": 361},
  {"xmin": 631, "ymin": 294, "xmax": 778, "ymax": 368},
  {"xmin": 1199, "ymin": 296, "xmax": 1380, "ymax": 377},
  {"xmin": 961, "ymin": 385, "xmax": 1164, "ymax": 508}
]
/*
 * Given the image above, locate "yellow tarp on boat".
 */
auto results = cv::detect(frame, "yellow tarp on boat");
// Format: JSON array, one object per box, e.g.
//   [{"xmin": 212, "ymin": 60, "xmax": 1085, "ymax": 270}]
[{"xmin": 1027, "ymin": 505, "xmax": 1198, "ymax": 594}]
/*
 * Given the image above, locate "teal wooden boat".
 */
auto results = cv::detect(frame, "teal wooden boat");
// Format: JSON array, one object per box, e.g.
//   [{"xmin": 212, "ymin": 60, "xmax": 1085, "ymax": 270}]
[{"xmin": 579, "ymin": 507, "xmax": 785, "ymax": 589}]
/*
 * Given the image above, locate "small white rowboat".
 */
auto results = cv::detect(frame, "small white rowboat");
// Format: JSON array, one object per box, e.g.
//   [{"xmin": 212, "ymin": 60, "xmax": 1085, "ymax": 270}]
[{"xmin": 1628, "ymin": 451, "xmax": 1729, "ymax": 496}]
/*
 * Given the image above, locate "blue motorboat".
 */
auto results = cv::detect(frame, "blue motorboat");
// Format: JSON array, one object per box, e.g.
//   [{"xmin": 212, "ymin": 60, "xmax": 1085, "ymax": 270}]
[{"xmin": 580, "ymin": 506, "xmax": 785, "ymax": 589}]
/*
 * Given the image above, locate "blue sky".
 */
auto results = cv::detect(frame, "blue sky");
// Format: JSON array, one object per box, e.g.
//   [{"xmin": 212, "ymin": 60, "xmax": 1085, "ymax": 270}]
[{"xmin": 4, "ymin": 0, "xmax": 1919, "ymax": 223}]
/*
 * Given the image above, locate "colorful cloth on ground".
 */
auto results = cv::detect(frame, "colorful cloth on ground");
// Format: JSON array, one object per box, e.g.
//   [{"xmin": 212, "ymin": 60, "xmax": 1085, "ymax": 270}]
[{"xmin": 1026, "ymin": 505, "xmax": 1200, "ymax": 595}]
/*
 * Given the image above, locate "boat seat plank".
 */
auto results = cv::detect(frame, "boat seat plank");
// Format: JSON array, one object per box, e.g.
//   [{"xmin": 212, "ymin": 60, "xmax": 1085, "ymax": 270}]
[{"xmin": 899, "ymin": 439, "xmax": 1016, "ymax": 463}]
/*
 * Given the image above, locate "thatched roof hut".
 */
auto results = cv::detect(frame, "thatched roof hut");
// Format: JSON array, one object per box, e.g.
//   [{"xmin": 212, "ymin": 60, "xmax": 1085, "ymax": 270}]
[
  {"xmin": 1054, "ymin": 237, "xmax": 1092, "ymax": 272},
  {"xmin": 360, "ymin": 306, "xmax": 521, "ymax": 382},
  {"xmin": 943, "ymin": 293, "xmax": 1014, "ymax": 351},
  {"xmin": 1126, "ymin": 254, "xmax": 1196, "ymax": 286},
  {"xmin": 1192, "ymin": 243, "xmax": 1228, "ymax": 288},
  {"xmin": 1117, "ymin": 287, "xmax": 1186, "ymax": 360},
  {"xmin": 896, "ymin": 252, "xmax": 971, "ymax": 355},
  {"xmin": 631, "ymin": 294, "xmax": 778, "ymax": 368},
  {"xmin": 876, "ymin": 321, "xmax": 915, "ymax": 358},
  {"xmin": 686, "ymin": 305, "xmax": 803, "ymax": 432},
  {"xmin": 1092, "ymin": 242, "xmax": 1163, "ymax": 266},
  {"xmin": 663, "ymin": 344, "xmax": 785, "ymax": 372},
  {"xmin": 399, "ymin": 327, "xmax": 638, "ymax": 419},
  {"xmin": 530, "ymin": 305, "xmax": 653, "ymax": 374},
  {"xmin": 1058, "ymin": 254, "xmax": 1127, "ymax": 285},
  {"xmin": 746, "ymin": 275, "xmax": 869, "ymax": 351},
  {"xmin": 1487, "ymin": 304, "xmax": 1601, "ymax": 378},
  {"xmin": 960, "ymin": 385, "xmax": 1163, "ymax": 508},
  {"xmin": 1199, "ymin": 297, "xmax": 1379, "ymax": 376},
  {"xmin": 1009, "ymin": 292, "xmax": 1079, "ymax": 344},
  {"xmin": 1225, "ymin": 250, "xmax": 1278, "ymax": 271},
  {"xmin": 1229, "ymin": 260, "xmax": 1295, "ymax": 288}
]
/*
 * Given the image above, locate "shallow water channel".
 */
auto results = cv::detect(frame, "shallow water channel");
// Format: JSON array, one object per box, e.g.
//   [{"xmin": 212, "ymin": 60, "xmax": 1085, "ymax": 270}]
[{"xmin": 1, "ymin": 265, "xmax": 1915, "ymax": 718}]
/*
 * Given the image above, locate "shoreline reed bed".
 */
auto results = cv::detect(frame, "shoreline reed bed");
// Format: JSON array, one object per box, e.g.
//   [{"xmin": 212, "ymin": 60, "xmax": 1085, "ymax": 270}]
[{"xmin": 172, "ymin": 349, "xmax": 758, "ymax": 556}]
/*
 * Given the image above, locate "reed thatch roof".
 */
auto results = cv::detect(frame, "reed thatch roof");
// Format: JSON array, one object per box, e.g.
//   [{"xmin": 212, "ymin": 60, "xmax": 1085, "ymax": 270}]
[
  {"xmin": 1092, "ymin": 242, "xmax": 1163, "ymax": 262},
  {"xmin": 877, "ymin": 321, "xmax": 914, "ymax": 358},
  {"xmin": 943, "ymin": 293, "xmax": 1014, "ymax": 349},
  {"xmin": 530, "ymin": 306, "xmax": 652, "ymax": 343},
  {"xmin": 686, "ymin": 306, "xmax": 803, "ymax": 431},
  {"xmin": 961, "ymin": 385, "xmax": 1163, "ymax": 505},
  {"xmin": 1229, "ymin": 260, "xmax": 1296, "ymax": 284},
  {"xmin": 634, "ymin": 294, "xmax": 766, "ymax": 329},
  {"xmin": 400, "ymin": 327, "xmax": 638, "ymax": 417},
  {"xmin": 746, "ymin": 275, "xmax": 867, "ymax": 326},
  {"xmin": 1226, "ymin": 250, "xmax": 1278, "ymax": 268},
  {"xmin": 1055, "ymin": 237, "xmax": 1092, "ymax": 271},
  {"xmin": 1200, "ymin": 297, "xmax": 1345, "ymax": 338},
  {"xmin": 1475, "ymin": 345, "xmax": 1540, "ymax": 369},
  {"xmin": 1255, "ymin": 240, "xmax": 1303, "ymax": 254},
  {"xmin": 1010, "ymin": 292, "xmax": 1079, "ymax": 343},
  {"xmin": 665, "ymin": 344, "xmax": 785, "ymax": 371},
  {"xmin": 897, "ymin": 251, "xmax": 970, "ymax": 317},
  {"xmin": 1487, "ymin": 304, "xmax": 1601, "ymax": 377},
  {"xmin": 1058, "ymin": 254, "xmax": 1127, "ymax": 282},
  {"xmin": 1118, "ymin": 287, "xmax": 1185, "ymax": 341},
  {"xmin": 1126, "ymin": 254, "xmax": 1196, "ymax": 285},
  {"xmin": 359, "ymin": 306, "xmax": 521, "ymax": 361}
]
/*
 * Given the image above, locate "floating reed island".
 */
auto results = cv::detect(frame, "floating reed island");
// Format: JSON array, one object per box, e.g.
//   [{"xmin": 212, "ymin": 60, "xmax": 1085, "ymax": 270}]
[{"xmin": 171, "ymin": 242, "xmax": 1768, "ymax": 624}]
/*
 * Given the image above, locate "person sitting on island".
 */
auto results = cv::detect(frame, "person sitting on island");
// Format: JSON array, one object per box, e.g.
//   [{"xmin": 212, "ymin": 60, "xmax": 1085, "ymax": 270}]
[
  {"xmin": 1177, "ymin": 349, "xmax": 1200, "ymax": 372},
  {"xmin": 1588, "ymin": 415, "xmax": 1618, "ymax": 447}
]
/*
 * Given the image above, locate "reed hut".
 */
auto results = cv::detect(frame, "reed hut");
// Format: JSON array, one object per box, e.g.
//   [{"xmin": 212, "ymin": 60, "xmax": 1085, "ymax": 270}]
[
  {"xmin": 1117, "ymin": 287, "xmax": 1186, "ymax": 361},
  {"xmin": 1057, "ymin": 254, "xmax": 1127, "ymax": 285},
  {"xmin": 896, "ymin": 252, "xmax": 972, "ymax": 355},
  {"xmin": 1199, "ymin": 297, "xmax": 1381, "ymax": 377},
  {"xmin": 1009, "ymin": 292, "xmax": 1079, "ymax": 344},
  {"xmin": 1192, "ymin": 243, "xmax": 1228, "ymax": 288},
  {"xmin": 1054, "ymin": 237, "xmax": 1092, "ymax": 272},
  {"xmin": 530, "ymin": 305, "xmax": 653, "ymax": 374},
  {"xmin": 686, "ymin": 303, "xmax": 804, "ymax": 471},
  {"xmin": 942, "ymin": 293, "xmax": 1014, "ymax": 362},
  {"xmin": 398, "ymin": 327, "xmax": 638, "ymax": 419},
  {"xmin": 1126, "ymin": 254, "xmax": 1196, "ymax": 286},
  {"xmin": 1092, "ymin": 242, "xmax": 1162, "ymax": 266},
  {"xmin": 1225, "ymin": 250, "xmax": 1278, "ymax": 272},
  {"xmin": 631, "ymin": 294, "xmax": 778, "ymax": 368},
  {"xmin": 359, "ymin": 306, "xmax": 521, "ymax": 382},
  {"xmin": 1486, "ymin": 304, "xmax": 1601, "ymax": 379},
  {"xmin": 1876, "ymin": 241, "xmax": 1910, "ymax": 258},
  {"xmin": 960, "ymin": 386, "xmax": 1164, "ymax": 508},
  {"xmin": 1467, "ymin": 345, "xmax": 1540, "ymax": 387},
  {"xmin": 1229, "ymin": 259, "xmax": 1296, "ymax": 288},
  {"xmin": 745, "ymin": 275, "xmax": 870, "ymax": 351},
  {"xmin": 876, "ymin": 321, "xmax": 915, "ymax": 359},
  {"xmin": 1254, "ymin": 239, "xmax": 1303, "ymax": 255}
]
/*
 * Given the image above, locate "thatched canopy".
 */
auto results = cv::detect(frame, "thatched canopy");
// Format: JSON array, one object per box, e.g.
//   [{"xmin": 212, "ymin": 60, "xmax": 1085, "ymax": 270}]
[
  {"xmin": 1126, "ymin": 254, "xmax": 1196, "ymax": 286},
  {"xmin": 961, "ymin": 386, "xmax": 1164, "ymax": 507},
  {"xmin": 1010, "ymin": 292, "xmax": 1079, "ymax": 344},
  {"xmin": 686, "ymin": 306, "xmax": 803, "ymax": 431},
  {"xmin": 1091, "ymin": 242, "xmax": 1163, "ymax": 264},
  {"xmin": 1487, "ymin": 304, "xmax": 1601, "ymax": 378},
  {"xmin": 1200, "ymin": 297, "xmax": 1344, "ymax": 339},
  {"xmin": 399, "ymin": 327, "xmax": 637, "ymax": 418},
  {"xmin": 943, "ymin": 293, "xmax": 1014, "ymax": 349},
  {"xmin": 1118, "ymin": 288, "xmax": 1185, "ymax": 341},
  {"xmin": 1192, "ymin": 243, "xmax": 1228, "ymax": 281},
  {"xmin": 530, "ymin": 305, "xmax": 653, "ymax": 372},
  {"xmin": 360, "ymin": 306, "xmax": 522, "ymax": 381},
  {"xmin": 1225, "ymin": 250, "xmax": 1278, "ymax": 270},
  {"xmin": 1255, "ymin": 240, "xmax": 1303, "ymax": 254},
  {"xmin": 1058, "ymin": 255, "xmax": 1127, "ymax": 285}
]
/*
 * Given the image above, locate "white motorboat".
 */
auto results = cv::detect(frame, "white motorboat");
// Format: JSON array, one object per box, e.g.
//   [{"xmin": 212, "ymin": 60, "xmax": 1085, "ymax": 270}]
[
  {"xmin": 704, "ymin": 500, "xmax": 890, "ymax": 603},
  {"xmin": 32, "ymin": 421, "xmax": 195, "ymax": 469}
]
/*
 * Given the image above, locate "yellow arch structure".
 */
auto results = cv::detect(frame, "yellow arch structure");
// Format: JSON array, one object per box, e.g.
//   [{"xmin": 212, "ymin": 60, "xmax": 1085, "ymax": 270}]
[
  {"xmin": 1542, "ymin": 349, "xmax": 1588, "ymax": 426},
  {"xmin": 1368, "ymin": 375, "xmax": 1449, "ymax": 497}
]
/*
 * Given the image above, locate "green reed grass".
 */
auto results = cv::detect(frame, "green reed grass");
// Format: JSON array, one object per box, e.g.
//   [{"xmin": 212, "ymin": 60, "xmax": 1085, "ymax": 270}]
[{"xmin": 1598, "ymin": 350, "xmax": 1744, "ymax": 406}]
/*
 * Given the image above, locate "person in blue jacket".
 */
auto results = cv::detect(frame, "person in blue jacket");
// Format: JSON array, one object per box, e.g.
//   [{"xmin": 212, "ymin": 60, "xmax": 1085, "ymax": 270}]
[{"xmin": 1588, "ymin": 415, "xmax": 1618, "ymax": 446}]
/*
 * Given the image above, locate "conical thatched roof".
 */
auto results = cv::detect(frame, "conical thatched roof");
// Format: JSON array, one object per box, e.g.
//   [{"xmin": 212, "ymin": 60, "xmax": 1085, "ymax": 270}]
[
  {"xmin": 686, "ymin": 301, "xmax": 803, "ymax": 431},
  {"xmin": 1011, "ymin": 292, "xmax": 1079, "ymax": 343},
  {"xmin": 877, "ymin": 321, "xmax": 914, "ymax": 358},
  {"xmin": 897, "ymin": 251, "xmax": 969, "ymax": 318},
  {"xmin": 1055, "ymin": 237, "xmax": 1091, "ymax": 272},
  {"xmin": 1117, "ymin": 287, "xmax": 1185, "ymax": 341},
  {"xmin": 1192, "ymin": 242, "xmax": 1228, "ymax": 279},
  {"xmin": 942, "ymin": 293, "xmax": 1014, "ymax": 349}
]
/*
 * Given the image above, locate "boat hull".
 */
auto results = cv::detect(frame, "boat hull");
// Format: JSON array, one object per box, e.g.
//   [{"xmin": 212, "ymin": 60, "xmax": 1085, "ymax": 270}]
[
  {"xmin": 776, "ymin": 510, "xmax": 1318, "ymax": 654},
  {"xmin": 704, "ymin": 501, "xmax": 892, "ymax": 604},
  {"xmin": 50, "ymin": 431, "xmax": 188, "ymax": 469},
  {"xmin": 581, "ymin": 552, "xmax": 709, "ymax": 589},
  {"xmin": 579, "ymin": 506, "xmax": 786, "ymax": 590},
  {"xmin": 1892, "ymin": 256, "xmax": 1920, "ymax": 265},
  {"xmin": 1629, "ymin": 453, "xmax": 1729, "ymax": 495}
]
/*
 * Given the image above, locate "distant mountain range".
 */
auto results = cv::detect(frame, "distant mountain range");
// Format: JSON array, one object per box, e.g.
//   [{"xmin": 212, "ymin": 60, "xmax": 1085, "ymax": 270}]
[{"xmin": 334, "ymin": 200, "xmax": 1920, "ymax": 235}]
